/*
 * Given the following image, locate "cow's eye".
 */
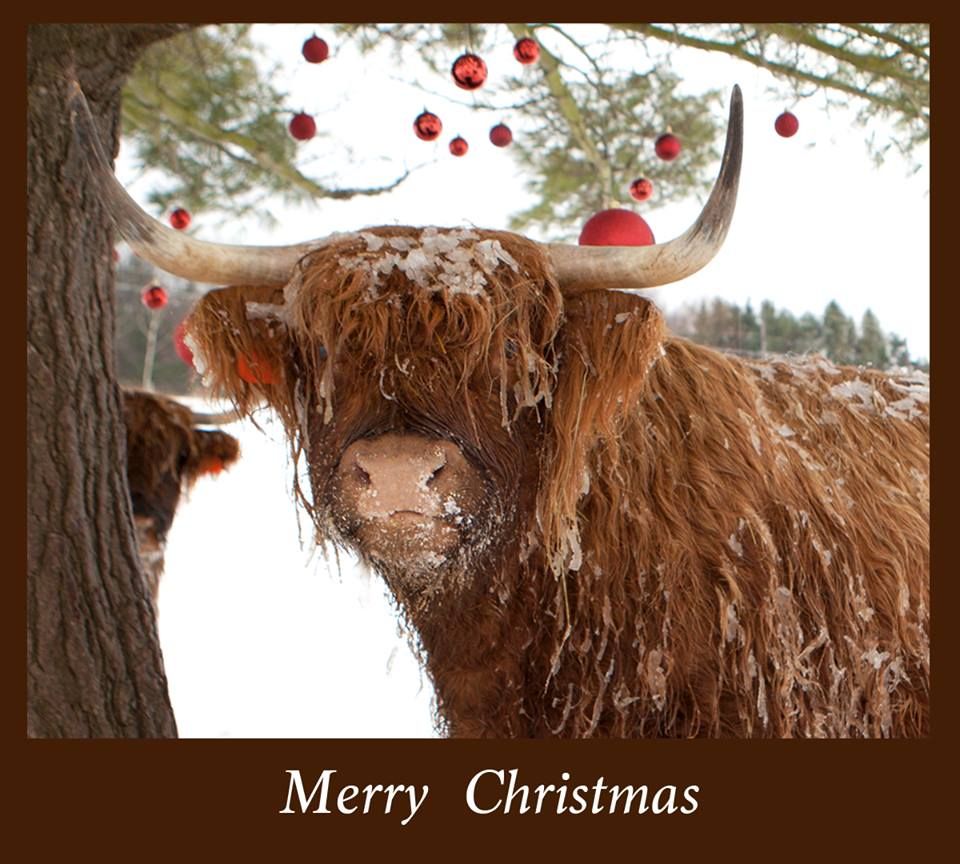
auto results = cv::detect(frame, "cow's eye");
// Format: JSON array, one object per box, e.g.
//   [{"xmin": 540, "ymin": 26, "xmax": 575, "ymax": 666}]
[
  {"xmin": 318, "ymin": 345, "xmax": 328, "ymax": 361},
  {"xmin": 504, "ymin": 339, "xmax": 518, "ymax": 359}
]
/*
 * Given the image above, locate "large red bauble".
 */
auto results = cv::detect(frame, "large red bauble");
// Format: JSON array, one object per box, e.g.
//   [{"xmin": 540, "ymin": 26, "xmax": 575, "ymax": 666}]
[
  {"xmin": 289, "ymin": 112, "xmax": 317, "ymax": 141},
  {"xmin": 302, "ymin": 35, "xmax": 329, "ymax": 63},
  {"xmin": 578, "ymin": 209, "xmax": 655, "ymax": 247},
  {"xmin": 654, "ymin": 132, "xmax": 681, "ymax": 161},
  {"xmin": 141, "ymin": 284, "xmax": 168, "ymax": 310},
  {"xmin": 451, "ymin": 53, "xmax": 488, "ymax": 90},
  {"xmin": 169, "ymin": 207, "xmax": 191, "ymax": 230},
  {"xmin": 513, "ymin": 37, "xmax": 540, "ymax": 64},
  {"xmin": 629, "ymin": 177, "xmax": 654, "ymax": 202},
  {"xmin": 236, "ymin": 352, "xmax": 277, "ymax": 385},
  {"xmin": 449, "ymin": 136, "xmax": 468, "ymax": 157},
  {"xmin": 173, "ymin": 320, "xmax": 194, "ymax": 366},
  {"xmin": 414, "ymin": 110, "xmax": 442, "ymax": 141},
  {"xmin": 489, "ymin": 123, "xmax": 513, "ymax": 147},
  {"xmin": 775, "ymin": 111, "xmax": 799, "ymax": 137}
]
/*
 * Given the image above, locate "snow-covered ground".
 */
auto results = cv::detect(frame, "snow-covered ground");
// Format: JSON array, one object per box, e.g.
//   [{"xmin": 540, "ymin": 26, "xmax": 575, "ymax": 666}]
[{"xmin": 158, "ymin": 402, "xmax": 439, "ymax": 738}]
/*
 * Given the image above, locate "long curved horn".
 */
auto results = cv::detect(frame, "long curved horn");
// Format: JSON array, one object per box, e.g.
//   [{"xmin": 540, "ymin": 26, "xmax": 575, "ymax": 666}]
[
  {"xmin": 189, "ymin": 407, "xmax": 245, "ymax": 426},
  {"xmin": 544, "ymin": 84, "xmax": 743, "ymax": 294},
  {"xmin": 67, "ymin": 80, "xmax": 319, "ymax": 287}
]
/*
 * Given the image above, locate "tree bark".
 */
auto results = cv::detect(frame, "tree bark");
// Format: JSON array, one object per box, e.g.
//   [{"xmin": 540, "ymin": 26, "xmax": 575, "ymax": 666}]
[{"xmin": 27, "ymin": 24, "xmax": 190, "ymax": 737}]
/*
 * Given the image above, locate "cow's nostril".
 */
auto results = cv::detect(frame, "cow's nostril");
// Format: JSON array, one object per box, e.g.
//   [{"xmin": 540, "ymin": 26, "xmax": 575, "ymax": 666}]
[
  {"xmin": 426, "ymin": 461, "xmax": 446, "ymax": 486},
  {"xmin": 354, "ymin": 464, "xmax": 371, "ymax": 486}
]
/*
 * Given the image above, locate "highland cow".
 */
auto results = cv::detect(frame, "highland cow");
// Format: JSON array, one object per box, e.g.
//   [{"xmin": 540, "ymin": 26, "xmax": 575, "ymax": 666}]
[
  {"xmin": 123, "ymin": 388, "xmax": 241, "ymax": 604},
  {"xmin": 79, "ymin": 84, "xmax": 929, "ymax": 737}
]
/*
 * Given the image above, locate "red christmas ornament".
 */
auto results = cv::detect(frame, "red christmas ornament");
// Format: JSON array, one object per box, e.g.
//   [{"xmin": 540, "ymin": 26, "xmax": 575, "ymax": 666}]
[
  {"xmin": 513, "ymin": 37, "xmax": 540, "ymax": 64},
  {"xmin": 775, "ymin": 111, "xmax": 799, "ymax": 137},
  {"xmin": 629, "ymin": 177, "xmax": 654, "ymax": 202},
  {"xmin": 655, "ymin": 132, "xmax": 681, "ymax": 161},
  {"xmin": 451, "ymin": 53, "xmax": 488, "ymax": 90},
  {"xmin": 302, "ymin": 35, "xmax": 329, "ymax": 63},
  {"xmin": 579, "ymin": 209, "xmax": 655, "ymax": 247},
  {"xmin": 236, "ymin": 352, "xmax": 277, "ymax": 385},
  {"xmin": 414, "ymin": 110, "xmax": 442, "ymax": 141},
  {"xmin": 173, "ymin": 320, "xmax": 194, "ymax": 367},
  {"xmin": 141, "ymin": 284, "xmax": 168, "ymax": 310},
  {"xmin": 489, "ymin": 123, "xmax": 513, "ymax": 147},
  {"xmin": 449, "ymin": 136, "xmax": 469, "ymax": 157},
  {"xmin": 112, "ymin": 248, "xmax": 120, "ymax": 263},
  {"xmin": 169, "ymin": 207, "xmax": 191, "ymax": 230},
  {"xmin": 289, "ymin": 112, "xmax": 317, "ymax": 141},
  {"xmin": 197, "ymin": 455, "xmax": 225, "ymax": 476},
  {"xmin": 653, "ymin": 132, "xmax": 680, "ymax": 162}
]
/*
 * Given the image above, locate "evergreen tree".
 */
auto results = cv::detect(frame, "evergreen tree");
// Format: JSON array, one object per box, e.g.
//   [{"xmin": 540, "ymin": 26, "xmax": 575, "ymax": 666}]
[
  {"xmin": 120, "ymin": 23, "xmax": 929, "ymax": 233},
  {"xmin": 856, "ymin": 308, "xmax": 890, "ymax": 368},
  {"xmin": 822, "ymin": 301, "xmax": 858, "ymax": 364}
]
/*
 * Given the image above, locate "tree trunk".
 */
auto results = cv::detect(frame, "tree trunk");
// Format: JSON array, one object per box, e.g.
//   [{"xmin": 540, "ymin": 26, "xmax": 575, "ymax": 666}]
[{"xmin": 27, "ymin": 24, "xmax": 190, "ymax": 737}]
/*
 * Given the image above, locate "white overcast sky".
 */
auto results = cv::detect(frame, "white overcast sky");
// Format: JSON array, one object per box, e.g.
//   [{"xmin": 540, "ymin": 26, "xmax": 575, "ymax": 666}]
[{"xmin": 119, "ymin": 23, "xmax": 929, "ymax": 360}]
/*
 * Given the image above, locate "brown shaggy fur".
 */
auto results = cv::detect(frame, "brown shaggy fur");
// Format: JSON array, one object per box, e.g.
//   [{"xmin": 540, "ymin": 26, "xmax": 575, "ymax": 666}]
[
  {"xmin": 184, "ymin": 226, "xmax": 929, "ymax": 738},
  {"xmin": 123, "ymin": 389, "xmax": 241, "ymax": 602}
]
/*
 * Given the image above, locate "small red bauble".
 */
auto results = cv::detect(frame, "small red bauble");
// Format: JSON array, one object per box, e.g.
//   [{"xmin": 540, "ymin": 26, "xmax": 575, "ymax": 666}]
[
  {"xmin": 302, "ymin": 35, "xmax": 329, "ymax": 63},
  {"xmin": 414, "ymin": 110, "xmax": 442, "ymax": 141},
  {"xmin": 169, "ymin": 207, "xmax": 191, "ymax": 230},
  {"xmin": 198, "ymin": 456, "xmax": 225, "ymax": 476},
  {"xmin": 579, "ymin": 209, "xmax": 655, "ymax": 247},
  {"xmin": 489, "ymin": 123, "xmax": 513, "ymax": 147},
  {"xmin": 629, "ymin": 177, "xmax": 654, "ymax": 202},
  {"xmin": 112, "ymin": 248, "xmax": 120, "ymax": 263},
  {"xmin": 236, "ymin": 352, "xmax": 277, "ymax": 385},
  {"xmin": 513, "ymin": 37, "xmax": 540, "ymax": 64},
  {"xmin": 141, "ymin": 284, "xmax": 168, "ymax": 310},
  {"xmin": 289, "ymin": 112, "xmax": 317, "ymax": 141},
  {"xmin": 173, "ymin": 320, "xmax": 194, "ymax": 367},
  {"xmin": 451, "ymin": 53, "xmax": 488, "ymax": 90},
  {"xmin": 775, "ymin": 111, "xmax": 799, "ymax": 137},
  {"xmin": 449, "ymin": 136, "xmax": 469, "ymax": 157},
  {"xmin": 655, "ymin": 133, "xmax": 681, "ymax": 161}
]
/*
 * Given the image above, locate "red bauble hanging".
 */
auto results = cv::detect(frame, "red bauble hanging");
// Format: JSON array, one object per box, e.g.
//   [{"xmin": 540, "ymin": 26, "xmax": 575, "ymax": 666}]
[
  {"xmin": 414, "ymin": 110, "xmax": 442, "ymax": 141},
  {"xmin": 655, "ymin": 133, "xmax": 681, "ymax": 161},
  {"xmin": 236, "ymin": 352, "xmax": 277, "ymax": 385},
  {"xmin": 197, "ymin": 455, "xmax": 226, "ymax": 476},
  {"xmin": 302, "ymin": 35, "xmax": 329, "ymax": 63},
  {"xmin": 629, "ymin": 177, "xmax": 654, "ymax": 202},
  {"xmin": 173, "ymin": 320, "xmax": 194, "ymax": 367},
  {"xmin": 489, "ymin": 123, "xmax": 513, "ymax": 147},
  {"xmin": 169, "ymin": 207, "xmax": 191, "ymax": 230},
  {"xmin": 449, "ymin": 136, "xmax": 469, "ymax": 157},
  {"xmin": 579, "ymin": 209, "xmax": 655, "ymax": 247},
  {"xmin": 141, "ymin": 284, "xmax": 168, "ymax": 310},
  {"xmin": 513, "ymin": 37, "xmax": 540, "ymax": 64},
  {"xmin": 112, "ymin": 248, "xmax": 120, "ymax": 263},
  {"xmin": 451, "ymin": 53, "xmax": 488, "ymax": 90},
  {"xmin": 289, "ymin": 112, "xmax": 317, "ymax": 141},
  {"xmin": 775, "ymin": 111, "xmax": 799, "ymax": 137}
]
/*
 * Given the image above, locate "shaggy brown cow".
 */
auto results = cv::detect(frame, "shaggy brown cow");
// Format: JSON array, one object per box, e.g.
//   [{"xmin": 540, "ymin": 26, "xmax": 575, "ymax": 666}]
[
  {"xmin": 123, "ymin": 388, "xmax": 240, "ymax": 604},
  {"xmin": 79, "ymin": 84, "xmax": 929, "ymax": 737}
]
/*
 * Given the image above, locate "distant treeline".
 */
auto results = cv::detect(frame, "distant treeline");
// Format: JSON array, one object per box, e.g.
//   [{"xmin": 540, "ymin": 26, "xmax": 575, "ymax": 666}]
[
  {"xmin": 115, "ymin": 255, "xmax": 928, "ymax": 395},
  {"xmin": 665, "ymin": 298, "xmax": 927, "ymax": 372}
]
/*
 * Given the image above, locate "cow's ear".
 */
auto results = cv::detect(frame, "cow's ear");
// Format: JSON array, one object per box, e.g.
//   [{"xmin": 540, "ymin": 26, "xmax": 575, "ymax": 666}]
[
  {"xmin": 186, "ymin": 429, "xmax": 241, "ymax": 482},
  {"xmin": 536, "ymin": 291, "xmax": 666, "ymax": 576},
  {"xmin": 185, "ymin": 285, "xmax": 294, "ymax": 416},
  {"xmin": 553, "ymin": 290, "xmax": 665, "ymax": 438}
]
